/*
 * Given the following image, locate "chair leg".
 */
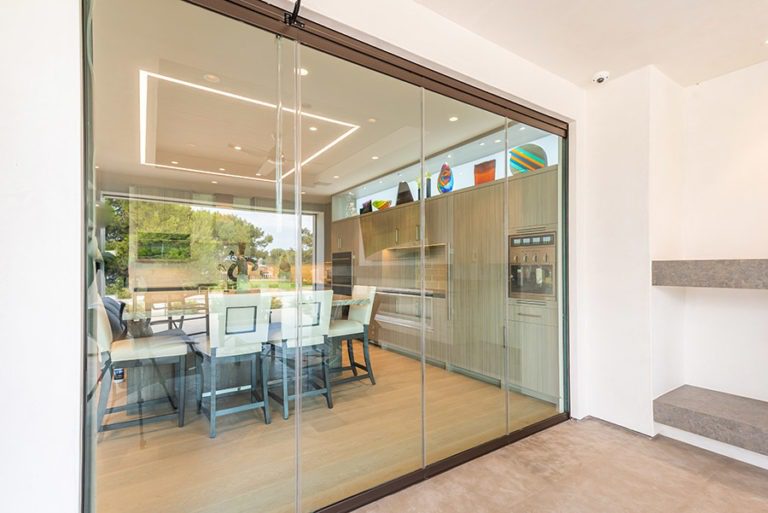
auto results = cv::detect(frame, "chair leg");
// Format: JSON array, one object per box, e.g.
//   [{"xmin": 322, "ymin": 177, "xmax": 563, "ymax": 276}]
[
  {"xmin": 363, "ymin": 326, "xmax": 376, "ymax": 385},
  {"xmin": 195, "ymin": 353, "xmax": 202, "ymax": 414},
  {"xmin": 209, "ymin": 352, "xmax": 217, "ymax": 438},
  {"xmin": 322, "ymin": 346, "xmax": 334, "ymax": 409},
  {"xmin": 347, "ymin": 339, "xmax": 358, "ymax": 376},
  {"xmin": 261, "ymin": 349, "xmax": 271, "ymax": 425},
  {"xmin": 96, "ymin": 362, "xmax": 113, "ymax": 432},
  {"xmin": 250, "ymin": 354, "xmax": 257, "ymax": 403},
  {"xmin": 281, "ymin": 342, "xmax": 290, "ymax": 420},
  {"xmin": 177, "ymin": 355, "xmax": 186, "ymax": 428}
]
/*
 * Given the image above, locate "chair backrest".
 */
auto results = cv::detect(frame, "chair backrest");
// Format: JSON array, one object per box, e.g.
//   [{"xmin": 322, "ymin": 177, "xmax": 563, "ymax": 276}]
[
  {"xmin": 275, "ymin": 289, "xmax": 333, "ymax": 347},
  {"xmin": 103, "ymin": 296, "xmax": 128, "ymax": 341},
  {"xmin": 348, "ymin": 285, "xmax": 376, "ymax": 325},
  {"xmin": 208, "ymin": 292, "xmax": 272, "ymax": 350},
  {"xmin": 87, "ymin": 282, "xmax": 113, "ymax": 355}
]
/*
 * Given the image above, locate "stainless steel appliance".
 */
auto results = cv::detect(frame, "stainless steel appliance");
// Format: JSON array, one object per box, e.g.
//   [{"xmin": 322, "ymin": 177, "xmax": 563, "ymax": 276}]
[
  {"xmin": 508, "ymin": 233, "xmax": 556, "ymax": 299},
  {"xmin": 331, "ymin": 251, "xmax": 353, "ymax": 296}
]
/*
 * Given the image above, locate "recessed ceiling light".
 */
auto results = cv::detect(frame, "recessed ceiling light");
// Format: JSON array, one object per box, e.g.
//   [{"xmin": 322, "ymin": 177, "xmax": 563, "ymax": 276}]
[
  {"xmin": 186, "ymin": 143, "xmax": 197, "ymax": 147},
  {"xmin": 479, "ymin": 142, "xmax": 485, "ymax": 146},
  {"xmin": 447, "ymin": 154, "xmax": 452, "ymax": 158},
  {"xmin": 299, "ymin": 68, "xmax": 309, "ymax": 76},
  {"xmin": 203, "ymin": 73, "xmax": 220, "ymax": 83},
  {"xmin": 218, "ymin": 167, "xmax": 226, "ymax": 171},
  {"xmin": 309, "ymin": 126, "xmax": 318, "ymax": 132},
  {"xmin": 301, "ymin": 191, "xmax": 306, "ymax": 195},
  {"xmin": 371, "ymin": 156, "xmax": 379, "ymax": 160},
  {"xmin": 211, "ymin": 180, "xmax": 218, "ymax": 184},
  {"xmin": 449, "ymin": 116, "xmax": 458, "ymax": 122},
  {"xmin": 367, "ymin": 118, "xmax": 377, "ymax": 123},
  {"xmin": 378, "ymin": 180, "xmax": 384, "ymax": 184},
  {"xmin": 494, "ymin": 139, "xmax": 502, "ymax": 143},
  {"xmin": 233, "ymin": 145, "xmax": 242, "ymax": 151},
  {"xmin": 333, "ymin": 175, "xmax": 340, "ymax": 179},
  {"xmin": 171, "ymin": 160, "xmax": 179, "ymax": 165},
  {"xmin": 255, "ymin": 173, "xmax": 262, "ymax": 176},
  {"xmin": 519, "ymin": 126, "xmax": 526, "ymax": 131},
  {"xmin": 94, "ymin": 165, "xmax": 99, "ymax": 169}
]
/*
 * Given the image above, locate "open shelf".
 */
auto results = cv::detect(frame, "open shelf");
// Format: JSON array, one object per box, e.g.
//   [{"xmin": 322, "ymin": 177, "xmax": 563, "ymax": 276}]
[
  {"xmin": 654, "ymin": 385, "xmax": 768, "ymax": 455},
  {"xmin": 652, "ymin": 259, "xmax": 768, "ymax": 289}
]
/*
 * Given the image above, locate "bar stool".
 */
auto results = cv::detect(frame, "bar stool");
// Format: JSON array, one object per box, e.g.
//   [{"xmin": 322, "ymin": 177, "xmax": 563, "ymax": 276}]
[
  {"xmin": 193, "ymin": 292, "xmax": 272, "ymax": 438},
  {"xmin": 90, "ymin": 294, "xmax": 188, "ymax": 432},
  {"xmin": 328, "ymin": 285, "xmax": 377, "ymax": 385}
]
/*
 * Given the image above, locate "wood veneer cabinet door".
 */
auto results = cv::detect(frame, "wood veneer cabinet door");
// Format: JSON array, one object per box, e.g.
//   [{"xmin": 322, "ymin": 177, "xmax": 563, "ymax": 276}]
[
  {"xmin": 450, "ymin": 183, "xmax": 506, "ymax": 378},
  {"xmin": 425, "ymin": 195, "xmax": 453, "ymax": 246},
  {"xmin": 508, "ymin": 167, "xmax": 558, "ymax": 232},
  {"xmin": 508, "ymin": 320, "xmax": 559, "ymax": 402},
  {"xmin": 394, "ymin": 203, "xmax": 420, "ymax": 247},
  {"xmin": 332, "ymin": 217, "xmax": 360, "ymax": 254}
]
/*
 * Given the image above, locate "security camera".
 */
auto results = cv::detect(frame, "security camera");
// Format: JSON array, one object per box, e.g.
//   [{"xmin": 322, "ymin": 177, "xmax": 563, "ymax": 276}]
[{"xmin": 592, "ymin": 71, "xmax": 610, "ymax": 84}]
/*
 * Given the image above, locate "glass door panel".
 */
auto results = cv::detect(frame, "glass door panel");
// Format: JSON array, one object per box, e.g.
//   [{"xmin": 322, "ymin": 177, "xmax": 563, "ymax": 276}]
[
  {"xmin": 423, "ymin": 91, "xmax": 508, "ymax": 463},
  {"xmin": 86, "ymin": 1, "xmax": 297, "ymax": 511},
  {"xmin": 505, "ymin": 120, "xmax": 565, "ymax": 432},
  {"xmin": 297, "ymin": 43, "xmax": 424, "ymax": 512}
]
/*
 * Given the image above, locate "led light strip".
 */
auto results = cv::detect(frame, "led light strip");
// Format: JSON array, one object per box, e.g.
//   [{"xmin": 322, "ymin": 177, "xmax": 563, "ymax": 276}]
[{"xmin": 139, "ymin": 69, "xmax": 359, "ymax": 182}]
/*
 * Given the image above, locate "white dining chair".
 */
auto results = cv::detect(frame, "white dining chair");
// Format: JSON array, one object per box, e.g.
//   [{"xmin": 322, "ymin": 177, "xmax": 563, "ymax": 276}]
[
  {"xmin": 265, "ymin": 289, "xmax": 334, "ymax": 420},
  {"xmin": 193, "ymin": 292, "xmax": 272, "ymax": 438},
  {"xmin": 90, "ymin": 290, "xmax": 189, "ymax": 432},
  {"xmin": 328, "ymin": 285, "xmax": 377, "ymax": 385}
]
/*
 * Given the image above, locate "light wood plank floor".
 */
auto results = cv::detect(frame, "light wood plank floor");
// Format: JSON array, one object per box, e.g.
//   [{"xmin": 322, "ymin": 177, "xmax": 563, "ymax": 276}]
[{"xmin": 94, "ymin": 344, "xmax": 557, "ymax": 513}]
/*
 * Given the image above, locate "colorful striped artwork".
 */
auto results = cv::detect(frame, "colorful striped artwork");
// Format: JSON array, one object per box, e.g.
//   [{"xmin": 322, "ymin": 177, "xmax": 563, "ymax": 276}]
[{"xmin": 509, "ymin": 144, "xmax": 547, "ymax": 173}]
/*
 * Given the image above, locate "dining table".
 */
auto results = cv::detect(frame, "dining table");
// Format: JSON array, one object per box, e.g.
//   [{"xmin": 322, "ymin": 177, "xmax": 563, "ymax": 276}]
[{"xmin": 119, "ymin": 289, "xmax": 371, "ymax": 388}]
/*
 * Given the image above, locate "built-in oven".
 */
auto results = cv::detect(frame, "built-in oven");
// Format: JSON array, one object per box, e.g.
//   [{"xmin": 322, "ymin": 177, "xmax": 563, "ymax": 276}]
[
  {"xmin": 509, "ymin": 233, "xmax": 556, "ymax": 299},
  {"xmin": 331, "ymin": 251, "xmax": 353, "ymax": 296}
]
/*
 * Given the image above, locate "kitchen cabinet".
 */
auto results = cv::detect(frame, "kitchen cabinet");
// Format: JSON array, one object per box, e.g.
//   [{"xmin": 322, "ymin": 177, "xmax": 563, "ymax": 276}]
[
  {"xmin": 360, "ymin": 203, "xmax": 419, "ymax": 257},
  {"xmin": 373, "ymin": 290, "xmax": 424, "ymax": 356},
  {"xmin": 424, "ymin": 194, "xmax": 453, "ymax": 246},
  {"xmin": 331, "ymin": 217, "xmax": 360, "ymax": 254},
  {"xmin": 507, "ymin": 299, "xmax": 559, "ymax": 403},
  {"xmin": 450, "ymin": 183, "xmax": 506, "ymax": 379},
  {"xmin": 508, "ymin": 166, "xmax": 558, "ymax": 233}
]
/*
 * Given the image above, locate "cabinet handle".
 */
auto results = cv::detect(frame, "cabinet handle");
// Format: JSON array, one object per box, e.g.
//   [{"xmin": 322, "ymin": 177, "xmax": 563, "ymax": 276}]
[
  {"xmin": 517, "ymin": 313, "xmax": 542, "ymax": 318},
  {"xmin": 395, "ymin": 228, "xmax": 399, "ymax": 244},
  {"xmin": 516, "ymin": 226, "xmax": 547, "ymax": 233},
  {"xmin": 416, "ymin": 224, "xmax": 420, "ymax": 242}
]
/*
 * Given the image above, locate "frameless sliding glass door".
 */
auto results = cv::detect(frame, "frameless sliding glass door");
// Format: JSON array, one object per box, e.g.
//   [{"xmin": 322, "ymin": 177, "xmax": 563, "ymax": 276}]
[
  {"xmin": 85, "ymin": 1, "xmax": 298, "ymax": 511},
  {"xmin": 83, "ymin": 2, "xmax": 568, "ymax": 512},
  {"xmin": 422, "ymin": 91, "xmax": 508, "ymax": 462}
]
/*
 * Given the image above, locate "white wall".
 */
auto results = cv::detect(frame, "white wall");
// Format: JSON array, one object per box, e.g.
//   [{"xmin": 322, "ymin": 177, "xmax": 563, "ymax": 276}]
[
  {"xmin": 581, "ymin": 67, "xmax": 655, "ymax": 435},
  {"xmin": 647, "ymin": 69, "xmax": 687, "ymax": 400},
  {"xmin": 673, "ymin": 60, "xmax": 768, "ymax": 402},
  {"xmin": 682, "ymin": 60, "xmax": 768, "ymax": 259},
  {"xmin": 0, "ymin": 1, "xmax": 83, "ymax": 512}
]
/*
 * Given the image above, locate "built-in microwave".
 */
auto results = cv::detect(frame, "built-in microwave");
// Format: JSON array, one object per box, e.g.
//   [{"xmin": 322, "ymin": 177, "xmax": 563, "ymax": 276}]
[{"xmin": 508, "ymin": 233, "xmax": 556, "ymax": 299}]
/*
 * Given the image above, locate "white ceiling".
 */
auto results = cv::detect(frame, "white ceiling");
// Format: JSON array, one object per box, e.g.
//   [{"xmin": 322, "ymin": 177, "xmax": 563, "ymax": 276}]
[
  {"xmin": 95, "ymin": 0, "xmax": 549, "ymax": 205},
  {"xmin": 416, "ymin": 0, "xmax": 768, "ymax": 87}
]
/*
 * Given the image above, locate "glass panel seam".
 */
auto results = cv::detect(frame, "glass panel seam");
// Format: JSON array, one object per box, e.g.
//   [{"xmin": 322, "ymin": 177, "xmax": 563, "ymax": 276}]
[{"xmin": 419, "ymin": 86, "xmax": 427, "ymax": 470}]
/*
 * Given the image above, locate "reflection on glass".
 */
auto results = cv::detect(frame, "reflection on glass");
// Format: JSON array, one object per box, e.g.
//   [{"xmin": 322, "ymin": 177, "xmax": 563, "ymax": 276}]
[
  {"xmin": 86, "ymin": 0, "xmax": 297, "ymax": 511},
  {"xmin": 83, "ymin": 1, "xmax": 567, "ymax": 512},
  {"xmin": 505, "ymin": 121, "xmax": 565, "ymax": 432},
  {"xmin": 423, "ymin": 91, "xmax": 508, "ymax": 463},
  {"xmin": 299, "ymin": 43, "xmax": 423, "ymax": 512}
]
